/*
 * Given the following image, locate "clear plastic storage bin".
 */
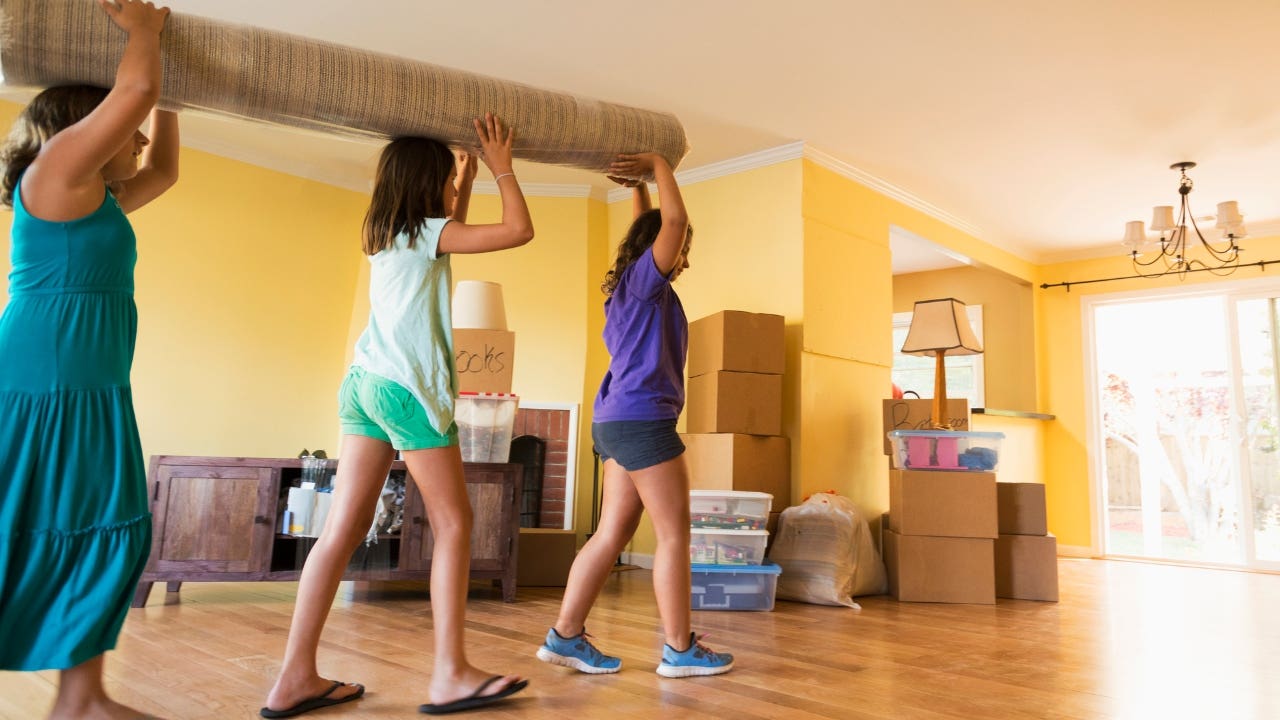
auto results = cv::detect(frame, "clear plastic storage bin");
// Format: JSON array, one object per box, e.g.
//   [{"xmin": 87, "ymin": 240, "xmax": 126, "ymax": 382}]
[
  {"xmin": 455, "ymin": 392, "xmax": 519, "ymax": 463},
  {"xmin": 691, "ymin": 561, "xmax": 782, "ymax": 611},
  {"xmin": 689, "ymin": 528, "xmax": 769, "ymax": 565},
  {"xmin": 887, "ymin": 430, "xmax": 1004, "ymax": 472},
  {"xmin": 689, "ymin": 490, "xmax": 773, "ymax": 530}
]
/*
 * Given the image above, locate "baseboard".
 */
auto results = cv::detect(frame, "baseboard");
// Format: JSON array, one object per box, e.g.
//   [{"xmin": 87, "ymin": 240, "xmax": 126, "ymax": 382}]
[
  {"xmin": 620, "ymin": 551, "xmax": 654, "ymax": 569},
  {"xmin": 1057, "ymin": 544, "xmax": 1097, "ymax": 558}
]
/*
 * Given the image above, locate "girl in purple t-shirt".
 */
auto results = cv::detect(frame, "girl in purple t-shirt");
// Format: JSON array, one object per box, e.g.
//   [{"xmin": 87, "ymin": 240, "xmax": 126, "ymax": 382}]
[{"xmin": 536, "ymin": 153, "xmax": 734, "ymax": 677}]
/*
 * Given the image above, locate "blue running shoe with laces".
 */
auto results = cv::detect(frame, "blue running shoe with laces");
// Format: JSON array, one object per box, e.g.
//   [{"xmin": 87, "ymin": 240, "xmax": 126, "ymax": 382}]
[
  {"xmin": 656, "ymin": 632, "xmax": 733, "ymax": 677},
  {"xmin": 536, "ymin": 628, "xmax": 621, "ymax": 674}
]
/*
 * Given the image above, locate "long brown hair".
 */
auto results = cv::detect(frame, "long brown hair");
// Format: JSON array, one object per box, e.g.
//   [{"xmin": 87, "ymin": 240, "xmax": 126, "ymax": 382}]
[
  {"xmin": 602, "ymin": 209, "xmax": 693, "ymax": 295},
  {"xmin": 362, "ymin": 136, "xmax": 455, "ymax": 255},
  {"xmin": 0, "ymin": 85, "xmax": 111, "ymax": 208}
]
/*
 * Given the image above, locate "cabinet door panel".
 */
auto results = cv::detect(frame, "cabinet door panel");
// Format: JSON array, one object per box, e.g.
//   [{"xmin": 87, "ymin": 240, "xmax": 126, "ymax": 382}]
[
  {"xmin": 404, "ymin": 463, "xmax": 518, "ymax": 573},
  {"xmin": 149, "ymin": 465, "xmax": 274, "ymax": 575}
]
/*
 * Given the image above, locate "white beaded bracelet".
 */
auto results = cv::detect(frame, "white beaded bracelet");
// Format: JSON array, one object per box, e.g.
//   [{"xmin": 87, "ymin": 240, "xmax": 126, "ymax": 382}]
[{"xmin": 493, "ymin": 173, "xmax": 515, "ymax": 182}]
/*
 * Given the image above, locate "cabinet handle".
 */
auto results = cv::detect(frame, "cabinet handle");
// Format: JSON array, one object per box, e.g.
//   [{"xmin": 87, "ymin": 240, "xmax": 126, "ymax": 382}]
[{"xmin": 254, "ymin": 515, "xmax": 268, "ymax": 525}]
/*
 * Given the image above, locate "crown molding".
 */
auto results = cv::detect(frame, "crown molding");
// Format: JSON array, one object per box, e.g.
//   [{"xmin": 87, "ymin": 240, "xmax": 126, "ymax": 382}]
[
  {"xmin": 606, "ymin": 141, "xmax": 805, "ymax": 203},
  {"xmin": 600, "ymin": 141, "xmax": 1005, "ymax": 254},
  {"xmin": 472, "ymin": 180, "xmax": 601, "ymax": 200},
  {"xmin": 801, "ymin": 145, "xmax": 989, "ymax": 242}
]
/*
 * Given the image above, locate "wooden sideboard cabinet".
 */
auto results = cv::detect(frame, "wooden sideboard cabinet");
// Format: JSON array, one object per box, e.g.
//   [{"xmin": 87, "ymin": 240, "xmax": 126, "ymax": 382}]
[{"xmin": 133, "ymin": 456, "xmax": 522, "ymax": 607}]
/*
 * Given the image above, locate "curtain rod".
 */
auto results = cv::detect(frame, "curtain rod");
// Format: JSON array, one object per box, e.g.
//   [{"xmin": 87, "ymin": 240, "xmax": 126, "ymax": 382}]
[{"xmin": 1040, "ymin": 259, "xmax": 1280, "ymax": 291}]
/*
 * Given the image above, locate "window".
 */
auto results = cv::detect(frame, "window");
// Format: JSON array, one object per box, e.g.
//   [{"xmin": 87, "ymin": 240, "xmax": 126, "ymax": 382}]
[{"xmin": 891, "ymin": 306, "xmax": 985, "ymax": 407}]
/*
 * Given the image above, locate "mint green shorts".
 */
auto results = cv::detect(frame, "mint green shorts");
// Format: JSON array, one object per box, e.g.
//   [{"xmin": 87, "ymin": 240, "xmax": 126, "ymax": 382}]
[{"xmin": 338, "ymin": 366, "xmax": 458, "ymax": 451}]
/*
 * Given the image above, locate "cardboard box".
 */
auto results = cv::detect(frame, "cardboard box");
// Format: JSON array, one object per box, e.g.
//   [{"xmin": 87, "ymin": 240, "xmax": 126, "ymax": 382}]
[
  {"xmin": 997, "ymin": 482, "xmax": 1048, "ymax": 536},
  {"xmin": 682, "ymin": 433, "xmax": 790, "ymax": 501},
  {"xmin": 516, "ymin": 528, "xmax": 577, "ymax": 587},
  {"xmin": 884, "ymin": 529, "xmax": 995, "ymax": 604},
  {"xmin": 687, "ymin": 310, "xmax": 786, "ymax": 378},
  {"xmin": 889, "ymin": 469, "xmax": 997, "ymax": 539},
  {"xmin": 995, "ymin": 533, "xmax": 1059, "ymax": 601},
  {"xmin": 686, "ymin": 371, "xmax": 782, "ymax": 436},
  {"xmin": 453, "ymin": 328, "xmax": 514, "ymax": 394},
  {"xmin": 882, "ymin": 398, "xmax": 969, "ymax": 454}
]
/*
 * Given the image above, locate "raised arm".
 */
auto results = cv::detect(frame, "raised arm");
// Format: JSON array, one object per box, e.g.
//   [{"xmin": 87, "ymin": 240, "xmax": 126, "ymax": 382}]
[
  {"xmin": 610, "ymin": 153, "xmax": 687, "ymax": 275},
  {"xmin": 607, "ymin": 174, "xmax": 652, "ymax": 218},
  {"xmin": 449, "ymin": 149, "xmax": 478, "ymax": 222},
  {"xmin": 438, "ymin": 113, "xmax": 535, "ymax": 255},
  {"xmin": 116, "ymin": 107, "xmax": 179, "ymax": 213},
  {"xmin": 24, "ymin": 0, "xmax": 169, "ymax": 219}
]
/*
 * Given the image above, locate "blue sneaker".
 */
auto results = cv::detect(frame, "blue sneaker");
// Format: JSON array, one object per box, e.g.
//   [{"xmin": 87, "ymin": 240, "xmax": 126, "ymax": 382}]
[
  {"xmin": 656, "ymin": 632, "xmax": 734, "ymax": 677},
  {"xmin": 536, "ymin": 627, "xmax": 621, "ymax": 674}
]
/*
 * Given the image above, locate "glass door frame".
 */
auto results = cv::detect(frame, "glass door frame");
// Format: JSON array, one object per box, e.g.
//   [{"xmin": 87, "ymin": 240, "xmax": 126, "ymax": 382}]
[{"xmin": 1083, "ymin": 274, "xmax": 1280, "ymax": 571}]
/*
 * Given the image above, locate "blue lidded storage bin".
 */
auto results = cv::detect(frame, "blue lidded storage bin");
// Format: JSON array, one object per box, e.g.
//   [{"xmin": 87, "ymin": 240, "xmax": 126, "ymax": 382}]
[{"xmin": 691, "ymin": 561, "xmax": 782, "ymax": 611}]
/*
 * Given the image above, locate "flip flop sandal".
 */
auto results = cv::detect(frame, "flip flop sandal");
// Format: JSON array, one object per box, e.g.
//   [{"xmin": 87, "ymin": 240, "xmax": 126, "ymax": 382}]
[
  {"xmin": 418, "ymin": 676, "xmax": 529, "ymax": 715},
  {"xmin": 260, "ymin": 680, "xmax": 365, "ymax": 718}
]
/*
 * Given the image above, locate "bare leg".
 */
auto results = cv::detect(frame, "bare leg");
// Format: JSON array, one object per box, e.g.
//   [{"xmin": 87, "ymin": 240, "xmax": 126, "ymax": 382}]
[
  {"xmin": 264, "ymin": 434, "xmax": 393, "ymax": 712},
  {"xmin": 402, "ymin": 444, "xmax": 523, "ymax": 706},
  {"xmin": 554, "ymin": 458, "xmax": 643, "ymax": 637},
  {"xmin": 49, "ymin": 654, "xmax": 162, "ymax": 720},
  {"xmin": 628, "ymin": 454, "xmax": 693, "ymax": 650}
]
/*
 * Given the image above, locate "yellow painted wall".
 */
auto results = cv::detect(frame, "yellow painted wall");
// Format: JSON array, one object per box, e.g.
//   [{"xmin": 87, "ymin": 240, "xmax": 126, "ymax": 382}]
[
  {"xmin": 0, "ymin": 99, "xmax": 369, "ymax": 463},
  {"xmin": 799, "ymin": 161, "xmax": 894, "ymax": 516},
  {"xmin": 617, "ymin": 161, "xmax": 805, "ymax": 556},
  {"xmin": 1036, "ymin": 234, "xmax": 1280, "ymax": 550},
  {"xmin": 799, "ymin": 159, "xmax": 1044, "ymax": 523},
  {"xmin": 576, "ymin": 197, "xmax": 612, "ymax": 537},
  {"xmin": 345, "ymin": 193, "xmax": 594, "ymax": 407},
  {"xmin": 893, "ymin": 266, "xmax": 1037, "ymax": 412}
]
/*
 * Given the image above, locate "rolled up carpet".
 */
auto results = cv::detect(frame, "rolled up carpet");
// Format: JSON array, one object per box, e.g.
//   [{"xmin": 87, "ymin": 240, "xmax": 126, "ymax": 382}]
[{"xmin": 0, "ymin": 0, "xmax": 688, "ymax": 173}]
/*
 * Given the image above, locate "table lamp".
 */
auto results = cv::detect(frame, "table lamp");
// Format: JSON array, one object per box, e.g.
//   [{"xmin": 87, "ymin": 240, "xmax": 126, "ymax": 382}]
[{"xmin": 899, "ymin": 298, "xmax": 983, "ymax": 429}]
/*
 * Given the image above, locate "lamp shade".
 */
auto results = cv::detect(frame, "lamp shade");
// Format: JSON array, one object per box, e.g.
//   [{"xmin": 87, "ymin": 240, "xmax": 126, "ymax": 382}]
[
  {"xmin": 1122, "ymin": 220, "xmax": 1148, "ymax": 248},
  {"xmin": 900, "ymin": 298, "xmax": 983, "ymax": 357},
  {"xmin": 452, "ymin": 280, "xmax": 508, "ymax": 330},
  {"xmin": 1151, "ymin": 206, "xmax": 1176, "ymax": 233},
  {"xmin": 1215, "ymin": 201, "xmax": 1244, "ymax": 229}
]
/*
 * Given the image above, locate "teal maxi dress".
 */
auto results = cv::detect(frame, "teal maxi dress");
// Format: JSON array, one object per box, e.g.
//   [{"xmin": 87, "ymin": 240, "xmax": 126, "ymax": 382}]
[{"xmin": 0, "ymin": 181, "xmax": 151, "ymax": 671}]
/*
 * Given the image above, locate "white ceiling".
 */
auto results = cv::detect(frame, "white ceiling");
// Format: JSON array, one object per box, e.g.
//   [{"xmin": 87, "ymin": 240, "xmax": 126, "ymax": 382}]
[{"xmin": 11, "ymin": 0, "xmax": 1280, "ymax": 267}]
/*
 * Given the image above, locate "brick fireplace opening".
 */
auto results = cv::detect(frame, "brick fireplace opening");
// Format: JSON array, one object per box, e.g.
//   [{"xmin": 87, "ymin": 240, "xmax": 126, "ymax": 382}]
[{"xmin": 511, "ymin": 404, "xmax": 576, "ymax": 529}]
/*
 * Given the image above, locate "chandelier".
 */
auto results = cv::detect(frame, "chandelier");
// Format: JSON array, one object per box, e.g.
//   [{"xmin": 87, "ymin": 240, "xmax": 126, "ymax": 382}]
[{"xmin": 1121, "ymin": 161, "xmax": 1246, "ymax": 277}]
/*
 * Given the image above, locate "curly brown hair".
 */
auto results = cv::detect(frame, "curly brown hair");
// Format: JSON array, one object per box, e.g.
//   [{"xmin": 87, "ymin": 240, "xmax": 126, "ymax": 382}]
[
  {"xmin": 602, "ymin": 208, "xmax": 693, "ymax": 295},
  {"xmin": 0, "ymin": 85, "xmax": 111, "ymax": 209}
]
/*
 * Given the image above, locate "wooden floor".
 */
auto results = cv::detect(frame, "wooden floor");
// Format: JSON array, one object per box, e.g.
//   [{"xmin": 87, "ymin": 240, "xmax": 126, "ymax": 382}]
[{"xmin": 3, "ymin": 558, "xmax": 1279, "ymax": 719}]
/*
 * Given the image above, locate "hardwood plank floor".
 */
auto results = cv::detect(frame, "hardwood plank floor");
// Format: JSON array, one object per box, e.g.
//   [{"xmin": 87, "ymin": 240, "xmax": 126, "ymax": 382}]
[{"xmin": 2, "ymin": 558, "xmax": 1278, "ymax": 719}]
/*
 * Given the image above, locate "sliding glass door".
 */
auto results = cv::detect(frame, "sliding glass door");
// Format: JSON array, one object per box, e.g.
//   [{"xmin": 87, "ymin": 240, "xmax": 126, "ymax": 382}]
[{"xmin": 1090, "ymin": 281, "xmax": 1280, "ymax": 570}]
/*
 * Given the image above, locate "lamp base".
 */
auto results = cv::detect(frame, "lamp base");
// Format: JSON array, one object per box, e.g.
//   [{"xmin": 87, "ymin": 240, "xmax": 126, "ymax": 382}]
[{"xmin": 930, "ymin": 351, "xmax": 952, "ymax": 430}]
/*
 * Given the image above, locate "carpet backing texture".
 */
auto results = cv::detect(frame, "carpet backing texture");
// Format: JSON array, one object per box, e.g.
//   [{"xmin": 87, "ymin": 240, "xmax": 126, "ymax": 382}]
[{"xmin": 0, "ymin": 0, "xmax": 688, "ymax": 173}]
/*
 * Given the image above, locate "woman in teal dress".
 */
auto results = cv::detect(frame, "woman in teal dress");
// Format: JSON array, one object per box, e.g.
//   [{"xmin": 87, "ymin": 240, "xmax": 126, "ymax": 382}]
[{"xmin": 0, "ymin": 1, "xmax": 178, "ymax": 717}]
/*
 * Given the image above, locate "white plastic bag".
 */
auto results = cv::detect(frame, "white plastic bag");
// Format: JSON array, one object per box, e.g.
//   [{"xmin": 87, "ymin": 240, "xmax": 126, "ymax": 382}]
[{"xmin": 767, "ymin": 492, "xmax": 888, "ymax": 608}]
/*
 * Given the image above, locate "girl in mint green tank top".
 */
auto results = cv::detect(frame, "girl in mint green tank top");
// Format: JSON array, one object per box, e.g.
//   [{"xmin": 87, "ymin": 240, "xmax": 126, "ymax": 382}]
[
  {"xmin": 0, "ymin": 2, "xmax": 179, "ymax": 718},
  {"xmin": 263, "ymin": 114, "xmax": 538, "ymax": 716}
]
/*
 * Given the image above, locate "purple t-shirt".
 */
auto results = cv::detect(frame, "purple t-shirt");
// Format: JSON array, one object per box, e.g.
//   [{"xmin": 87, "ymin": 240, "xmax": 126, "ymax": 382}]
[{"xmin": 593, "ymin": 246, "xmax": 687, "ymax": 422}]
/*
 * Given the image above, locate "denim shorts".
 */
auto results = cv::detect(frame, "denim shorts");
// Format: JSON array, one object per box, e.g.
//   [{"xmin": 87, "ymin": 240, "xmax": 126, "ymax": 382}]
[
  {"xmin": 592, "ymin": 419, "xmax": 685, "ymax": 471},
  {"xmin": 338, "ymin": 366, "xmax": 458, "ymax": 451}
]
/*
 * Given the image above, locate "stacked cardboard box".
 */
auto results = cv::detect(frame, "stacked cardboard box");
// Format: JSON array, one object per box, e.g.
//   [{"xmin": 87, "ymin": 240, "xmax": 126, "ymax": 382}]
[
  {"xmin": 682, "ymin": 311, "xmax": 790, "ymax": 523},
  {"xmin": 884, "ymin": 469, "xmax": 997, "ymax": 604},
  {"xmin": 995, "ymin": 482, "xmax": 1059, "ymax": 601},
  {"xmin": 453, "ymin": 328, "xmax": 514, "ymax": 394}
]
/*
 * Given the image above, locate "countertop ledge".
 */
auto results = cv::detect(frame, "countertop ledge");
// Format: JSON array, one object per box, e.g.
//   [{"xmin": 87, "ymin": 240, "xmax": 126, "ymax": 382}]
[{"xmin": 972, "ymin": 408, "xmax": 1055, "ymax": 421}]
